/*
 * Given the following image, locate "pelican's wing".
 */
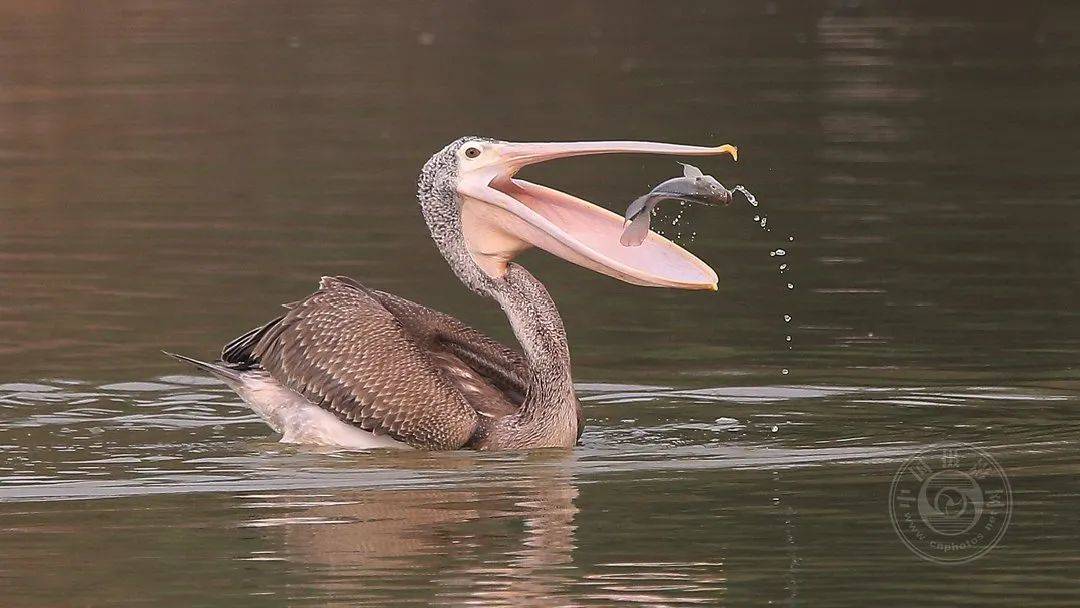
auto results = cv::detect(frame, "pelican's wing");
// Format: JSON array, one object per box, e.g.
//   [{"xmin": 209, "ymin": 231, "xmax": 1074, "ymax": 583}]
[
  {"xmin": 366, "ymin": 286, "xmax": 528, "ymax": 408},
  {"xmin": 234, "ymin": 276, "xmax": 490, "ymax": 449}
]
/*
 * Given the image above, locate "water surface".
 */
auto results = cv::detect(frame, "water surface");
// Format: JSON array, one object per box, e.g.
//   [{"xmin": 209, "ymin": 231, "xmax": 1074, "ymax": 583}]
[{"xmin": 1, "ymin": 2, "xmax": 1078, "ymax": 606}]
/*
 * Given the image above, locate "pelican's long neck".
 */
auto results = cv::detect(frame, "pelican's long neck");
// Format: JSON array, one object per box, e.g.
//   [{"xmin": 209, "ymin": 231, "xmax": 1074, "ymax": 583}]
[
  {"xmin": 418, "ymin": 175, "xmax": 580, "ymax": 447},
  {"xmin": 491, "ymin": 264, "xmax": 581, "ymax": 447}
]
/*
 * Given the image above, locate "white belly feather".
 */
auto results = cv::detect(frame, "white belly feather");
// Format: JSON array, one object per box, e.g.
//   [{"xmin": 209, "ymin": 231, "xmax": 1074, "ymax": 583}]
[{"xmin": 233, "ymin": 371, "xmax": 410, "ymax": 450}]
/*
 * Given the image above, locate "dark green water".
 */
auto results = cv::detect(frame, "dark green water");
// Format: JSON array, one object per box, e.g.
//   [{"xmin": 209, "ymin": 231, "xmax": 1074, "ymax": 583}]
[{"xmin": 2, "ymin": 2, "xmax": 1078, "ymax": 605}]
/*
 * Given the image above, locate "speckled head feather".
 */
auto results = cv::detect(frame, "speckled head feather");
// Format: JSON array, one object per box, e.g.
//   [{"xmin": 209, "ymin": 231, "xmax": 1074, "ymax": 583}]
[{"xmin": 417, "ymin": 136, "xmax": 500, "ymax": 297}]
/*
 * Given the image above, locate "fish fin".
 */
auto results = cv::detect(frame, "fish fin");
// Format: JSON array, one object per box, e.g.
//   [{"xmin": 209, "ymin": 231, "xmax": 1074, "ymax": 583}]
[
  {"xmin": 679, "ymin": 162, "xmax": 704, "ymax": 178},
  {"xmin": 623, "ymin": 194, "xmax": 652, "ymax": 221},
  {"xmin": 620, "ymin": 213, "xmax": 651, "ymax": 247}
]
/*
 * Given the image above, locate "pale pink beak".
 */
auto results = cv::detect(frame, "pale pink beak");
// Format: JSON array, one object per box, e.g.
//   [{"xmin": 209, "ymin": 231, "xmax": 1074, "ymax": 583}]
[{"xmin": 456, "ymin": 140, "xmax": 738, "ymax": 291}]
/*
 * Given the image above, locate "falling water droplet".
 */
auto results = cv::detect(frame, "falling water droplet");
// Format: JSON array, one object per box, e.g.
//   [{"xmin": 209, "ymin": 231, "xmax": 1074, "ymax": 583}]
[
  {"xmin": 733, "ymin": 185, "xmax": 759, "ymax": 207},
  {"xmin": 733, "ymin": 183, "xmax": 796, "ymax": 363},
  {"xmin": 781, "ymin": 368, "xmax": 789, "ymax": 375},
  {"xmin": 771, "ymin": 425, "xmax": 779, "ymax": 433}
]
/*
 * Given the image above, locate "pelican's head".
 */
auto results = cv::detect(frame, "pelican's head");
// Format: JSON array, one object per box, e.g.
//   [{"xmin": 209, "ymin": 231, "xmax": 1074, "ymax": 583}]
[{"xmin": 418, "ymin": 137, "xmax": 737, "ymax": 293}]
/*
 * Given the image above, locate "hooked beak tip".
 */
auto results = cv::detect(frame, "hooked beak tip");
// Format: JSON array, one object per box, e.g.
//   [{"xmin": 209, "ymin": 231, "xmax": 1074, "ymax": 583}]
[{"xmin": 708, "ymin": 283, "xmax": 718, "ymax": 292}]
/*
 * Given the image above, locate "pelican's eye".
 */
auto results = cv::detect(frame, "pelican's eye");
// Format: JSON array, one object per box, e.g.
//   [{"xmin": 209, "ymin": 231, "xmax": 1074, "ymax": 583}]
[{"xmin": 464, "ymin": 146, "xmax": 481, "ymax": 159}]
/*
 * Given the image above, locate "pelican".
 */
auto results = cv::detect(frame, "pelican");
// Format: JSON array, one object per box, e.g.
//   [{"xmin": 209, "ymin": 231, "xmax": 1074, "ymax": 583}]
[{"xmin": 168, "ymin": 138, "xmax": 737, "ymax": 450}]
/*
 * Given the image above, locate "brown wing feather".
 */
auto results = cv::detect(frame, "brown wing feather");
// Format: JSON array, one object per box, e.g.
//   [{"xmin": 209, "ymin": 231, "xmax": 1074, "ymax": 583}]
[
  {"xmin": 249, "ymin": 276, "xmax": 482, "ymax": 449},
  {"xmin": 364, "ymin": 285, "xmax": 528, "ymax": 404}
]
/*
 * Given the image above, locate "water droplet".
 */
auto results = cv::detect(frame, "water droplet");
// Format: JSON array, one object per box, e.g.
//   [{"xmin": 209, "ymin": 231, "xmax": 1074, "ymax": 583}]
[
  {"xmin": 773, "ymin": 248, "xmax": 787, "ymax": 256},
  {"xmin": 787, "ymin": 235, "xmax": 794, "ymax": 242},
  {"xmin": 785, "ymin": 335, "xmax": 792, "ymax": 342},
  {"xmin": 760, "ymin": 217, "xmax": 767, "ymax": 228},
  {"xmin": 781, "ymin": 368, "xmax": 789, "ymax": 375},
  {"xmin": 786, "ymin": 283, "xmax": 794, "ymax": 289},
  {"xmin": 734, "ymin": 185, "xmax": 759, "ymax": 207},
  {"xmin": 783, "ymin": 314, "xmax": 791, "ymax": 322},
  {"xmin": 779, "ymin": 263, "xmax": 787, "ymax": 270},
  {"xmin": 771, "ymin": 425, "xmax": 779, "ymax": 433},
  {"xmin": 753, "ymin": 215, "xmax": 760, "ymax": 221}
]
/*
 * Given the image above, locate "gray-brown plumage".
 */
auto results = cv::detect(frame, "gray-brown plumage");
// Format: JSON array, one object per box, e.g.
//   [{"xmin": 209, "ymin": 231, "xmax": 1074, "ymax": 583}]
[
  {"xmin": 226, "ymin": 275, "xmax": 529, "ymax": 449},
  {"xmin": 252, "ymin": 277, "xmax": 479, "ymax": 448}
]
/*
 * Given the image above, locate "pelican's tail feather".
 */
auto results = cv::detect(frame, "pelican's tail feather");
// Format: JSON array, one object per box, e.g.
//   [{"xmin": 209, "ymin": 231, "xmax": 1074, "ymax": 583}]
[{"xmin": 162, "ymin": 351, "xmax": 244, "ymax": 385}]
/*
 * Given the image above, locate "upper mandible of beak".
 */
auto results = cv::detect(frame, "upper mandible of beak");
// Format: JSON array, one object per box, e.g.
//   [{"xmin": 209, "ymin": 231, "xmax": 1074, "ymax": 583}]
[{"xmin": 492, "ymin": 141, "xmax": 738, "ymax": 172}]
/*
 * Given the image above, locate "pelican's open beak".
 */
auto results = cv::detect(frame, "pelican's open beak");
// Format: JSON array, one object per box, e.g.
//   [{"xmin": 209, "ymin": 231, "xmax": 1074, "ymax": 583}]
[{"xmin": 456, "ymin": 140, "xmax": 738, "ymax": 290}]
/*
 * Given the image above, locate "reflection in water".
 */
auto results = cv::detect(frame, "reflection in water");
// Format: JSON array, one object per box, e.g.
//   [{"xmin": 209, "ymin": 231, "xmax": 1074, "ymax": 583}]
[
  {"xmin": 251, "ymin": 460, "xmax": 581, "ymax": 606},
  {"xmin": 244, "ymin": 460, "xmax": 740, "ymax": 606}
]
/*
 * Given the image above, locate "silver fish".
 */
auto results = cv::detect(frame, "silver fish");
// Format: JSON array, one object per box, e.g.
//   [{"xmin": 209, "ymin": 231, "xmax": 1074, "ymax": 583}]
[{"xmin": 621, "ymin": 162, "xmax": 734, "ymax": 247}]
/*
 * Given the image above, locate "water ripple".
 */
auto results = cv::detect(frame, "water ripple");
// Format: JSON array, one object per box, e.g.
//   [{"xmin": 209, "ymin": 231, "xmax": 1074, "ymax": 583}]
[{"xmin": 1, "ymin": 377, "xmax": 1074, "ymax": 503}]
